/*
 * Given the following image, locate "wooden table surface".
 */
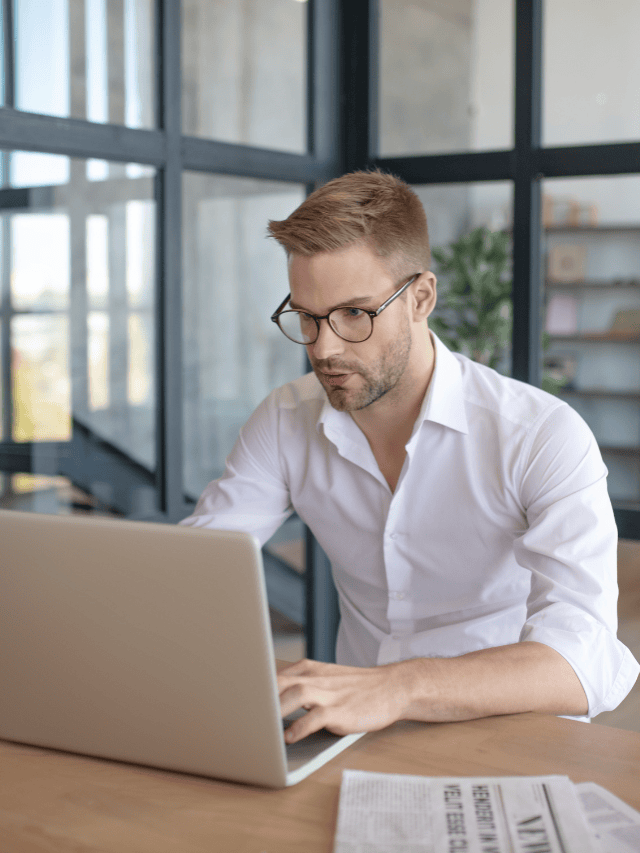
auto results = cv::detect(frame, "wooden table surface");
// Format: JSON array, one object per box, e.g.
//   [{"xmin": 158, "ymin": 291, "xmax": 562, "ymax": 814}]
[{"xmin": 1, "ymin": 713, "xmax": 639, "ymax": 852}]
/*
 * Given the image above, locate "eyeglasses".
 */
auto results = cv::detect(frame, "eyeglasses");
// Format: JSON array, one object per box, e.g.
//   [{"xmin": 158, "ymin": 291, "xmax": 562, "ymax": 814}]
[{"xmin": 270, "ymin": 272, "xmax": 421, "ymax": 345}]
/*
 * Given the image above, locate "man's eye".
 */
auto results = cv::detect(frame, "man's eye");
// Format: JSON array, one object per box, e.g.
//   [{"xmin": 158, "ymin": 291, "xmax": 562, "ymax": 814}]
[{"xmin": 340, "ymin": 307, "xmax": 365, "ymax": 320}]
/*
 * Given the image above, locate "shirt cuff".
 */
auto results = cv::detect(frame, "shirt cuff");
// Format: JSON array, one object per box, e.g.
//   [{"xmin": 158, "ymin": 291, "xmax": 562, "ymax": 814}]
[{"xmin": 520, "ymin": 608, "xmax": 640, "ymax": 717}]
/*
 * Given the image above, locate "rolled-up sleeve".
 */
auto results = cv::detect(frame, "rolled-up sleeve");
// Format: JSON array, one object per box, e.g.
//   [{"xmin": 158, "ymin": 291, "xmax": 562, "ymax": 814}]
[
  {"xmin": 180, "ymin": 395, "xmax": 293, "ymax": 545},
  {"xmin": 514, "ymin": 403, "xmax": 639, "ymax": 717}
]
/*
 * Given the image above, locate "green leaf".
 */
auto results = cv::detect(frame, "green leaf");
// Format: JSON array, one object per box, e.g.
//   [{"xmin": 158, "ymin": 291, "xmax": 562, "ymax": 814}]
[{"xmin": 432, "ymin": 227, "xmax": 513, "ymax": 374}]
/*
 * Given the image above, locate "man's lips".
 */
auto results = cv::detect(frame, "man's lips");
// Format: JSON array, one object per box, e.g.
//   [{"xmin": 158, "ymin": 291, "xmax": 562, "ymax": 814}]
[{"xmin": 321, "ymin": 371, "xmax": 353, "ymax": 386}]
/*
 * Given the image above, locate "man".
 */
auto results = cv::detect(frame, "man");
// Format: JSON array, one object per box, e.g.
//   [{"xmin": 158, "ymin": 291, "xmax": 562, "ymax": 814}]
[{"xmin": 181, "ymin": 170, "xmax": 639, "ymax": 745}]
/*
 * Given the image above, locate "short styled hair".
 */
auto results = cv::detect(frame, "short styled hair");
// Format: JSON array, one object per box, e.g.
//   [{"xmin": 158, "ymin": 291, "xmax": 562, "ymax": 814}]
[{"xmin": 267, "ymin": 170, "xmax": 430, "ymax": 274}]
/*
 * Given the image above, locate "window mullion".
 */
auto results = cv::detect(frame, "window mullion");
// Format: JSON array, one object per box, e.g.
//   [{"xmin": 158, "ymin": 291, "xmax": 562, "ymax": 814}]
[{"xmin": 511, "ymin": 0, "xmax": 543, "ymax": 387}]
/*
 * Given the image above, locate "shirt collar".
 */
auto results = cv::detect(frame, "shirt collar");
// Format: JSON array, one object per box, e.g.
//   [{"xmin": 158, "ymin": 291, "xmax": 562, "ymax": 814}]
[
  {"xmin": 420, "ymin": 332, "xmax": 469, "ymax": 435},
  {"xmin": 317, "ymin": 331, "xmax": 469, "ymax": 438}
]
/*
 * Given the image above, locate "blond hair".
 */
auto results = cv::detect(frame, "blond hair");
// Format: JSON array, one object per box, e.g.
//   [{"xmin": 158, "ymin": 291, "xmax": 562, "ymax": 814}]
[{"xmin": 267, "ymin": 170, "xmax": 430, "ymax": 274}]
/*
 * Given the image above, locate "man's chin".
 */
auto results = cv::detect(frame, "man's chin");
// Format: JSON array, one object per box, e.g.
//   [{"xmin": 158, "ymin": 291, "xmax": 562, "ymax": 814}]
[
  {"xmin": 325, "ymin": 385, "xmax": 353, "ymax": 412},
  {"xmin": 326, "ymin": 385, "xmax": 383, "ymax": 413},
  {"xmin": 314, "ymin": 369, "xmax": 377, "ymax": 412},
  {"xmin": 329, "ymin": 398, "xmax": 355, "ymax": 413}
]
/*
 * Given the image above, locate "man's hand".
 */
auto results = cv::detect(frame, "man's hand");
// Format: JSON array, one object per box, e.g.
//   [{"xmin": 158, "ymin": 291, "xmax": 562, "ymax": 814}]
[
  {"xmin": 278, "ymin": 658, "xmax": 410, "ymax": 744},
  {"xmin": 277, "ymin": 642, "xmax": 589, "ymax": 744}
]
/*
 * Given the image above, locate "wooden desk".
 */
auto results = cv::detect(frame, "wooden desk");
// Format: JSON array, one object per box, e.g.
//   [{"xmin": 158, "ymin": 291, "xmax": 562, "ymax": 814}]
[{"xmin": 2, "ymin": 715, "xmax": 639, "ymax": 852}]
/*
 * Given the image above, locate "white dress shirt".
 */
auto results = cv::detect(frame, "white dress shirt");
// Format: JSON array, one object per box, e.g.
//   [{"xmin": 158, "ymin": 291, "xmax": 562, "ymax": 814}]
[{"xmin": 181, "ymin": 334, "xmax": 639, "ymax": 719}]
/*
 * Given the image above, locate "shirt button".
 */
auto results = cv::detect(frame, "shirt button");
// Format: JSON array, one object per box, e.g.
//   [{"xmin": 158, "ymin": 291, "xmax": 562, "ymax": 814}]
[
  {"xmin": 392, "ymin": 634, "xmax": 401, "ymax": 641},
  {"xmin": 388, "ymin": 532, "xmax": 398, "ymax": 540},
  {"xmin": 394, "ymin": 592, "xmax": 405, "ymax": 600}
]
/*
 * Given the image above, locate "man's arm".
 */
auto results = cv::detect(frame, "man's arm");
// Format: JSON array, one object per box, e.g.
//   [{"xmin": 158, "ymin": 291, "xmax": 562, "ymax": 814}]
[
  {"xmin": 180, "ymin": 393, "xmax": 293, "ymax": 543},
  {"xmin": 278, "ymin": 640, "xmax": 588, "ymax": 744}
]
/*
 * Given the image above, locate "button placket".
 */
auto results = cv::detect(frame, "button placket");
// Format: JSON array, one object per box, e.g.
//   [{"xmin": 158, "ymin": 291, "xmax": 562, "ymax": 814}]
[{"xmin": 383, "ymin": 486, "xmax": 414, "ymax": 648}]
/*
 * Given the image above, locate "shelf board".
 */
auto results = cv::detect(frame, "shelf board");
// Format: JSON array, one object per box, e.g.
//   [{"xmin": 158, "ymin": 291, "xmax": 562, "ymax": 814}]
[
  {"xmin": 548, "ymin": 333, "xmax": 640, "ymax": 343},
  {"xmin": 545, "ymin": 225, "xmax": 640, "ymax": 234},
  {"xmin": 559, "ymin": 389, "xmax": 640, "ymax": 401},
  {"xmin": 546, "ymin": 280, "xmax": 640, "ymax": 291}
]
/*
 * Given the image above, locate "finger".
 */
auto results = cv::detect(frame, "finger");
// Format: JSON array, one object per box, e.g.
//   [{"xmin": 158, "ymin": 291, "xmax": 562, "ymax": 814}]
[
  {"xmin": 277, "ymin": 673, "xmax": 309, "ymax": 697},
  {"xmin": 284, "ymin": 707, "xmax": 326, "ymax": 744},
  {"xmin": 277, "ymin": 658, "xmax": 323, "ymax": 677},
  {"xmin": 279, "ymin": 682, "xmax": 325, "ymax": 718}
]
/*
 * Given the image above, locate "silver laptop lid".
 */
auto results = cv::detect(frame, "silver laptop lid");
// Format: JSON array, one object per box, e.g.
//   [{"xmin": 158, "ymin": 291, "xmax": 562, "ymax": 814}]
[{"xmin": 0, "ymin": 510, "xmax": 290, "ymax": 787}]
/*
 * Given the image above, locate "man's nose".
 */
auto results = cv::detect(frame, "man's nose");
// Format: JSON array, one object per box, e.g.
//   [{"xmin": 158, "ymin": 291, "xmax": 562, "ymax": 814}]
[{"xmin": 309, "ymin": 318, "xmax": 346, "ymax": 360}]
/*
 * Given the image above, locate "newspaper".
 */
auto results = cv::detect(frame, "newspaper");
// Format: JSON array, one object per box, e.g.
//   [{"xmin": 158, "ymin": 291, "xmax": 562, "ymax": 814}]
[
  {"xmin": 333, "ymin": 770, "xmax": 599, "ymax": 853},
  {"xmin": 576, "ymin": 782, "xmax": 640, "ymax": 853}
]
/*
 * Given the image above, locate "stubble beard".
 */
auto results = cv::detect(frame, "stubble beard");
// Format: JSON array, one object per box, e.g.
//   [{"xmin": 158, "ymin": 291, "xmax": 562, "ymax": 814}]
[{"xmin": 312, "ymin": 319, "xmax": 413, "ymax": 412}]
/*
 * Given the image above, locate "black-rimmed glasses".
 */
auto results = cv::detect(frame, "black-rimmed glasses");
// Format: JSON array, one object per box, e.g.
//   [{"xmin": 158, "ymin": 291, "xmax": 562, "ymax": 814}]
[{"xmin": 270, "ymin": 272, "xmax": 421, "ymax": 345}]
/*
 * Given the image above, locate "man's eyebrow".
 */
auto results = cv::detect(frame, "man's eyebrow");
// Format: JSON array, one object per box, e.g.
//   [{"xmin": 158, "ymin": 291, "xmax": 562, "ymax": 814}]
[{"xmin": 288, "ymin": 295, "xmax": 374, "ymax": 312}]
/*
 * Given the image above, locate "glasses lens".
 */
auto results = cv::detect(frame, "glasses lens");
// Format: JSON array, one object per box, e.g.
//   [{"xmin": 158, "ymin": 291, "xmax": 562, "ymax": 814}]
[
  {"xmin": 277, "ymin": 310, "xmax": 317, "ymax": 344},
  {"xmin": 329, "ymin": 307, "xmax": 373, "ymax": 342}
]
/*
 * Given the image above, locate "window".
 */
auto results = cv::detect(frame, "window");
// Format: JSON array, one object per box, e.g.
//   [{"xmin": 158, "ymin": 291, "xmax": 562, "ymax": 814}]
[
  {"xmin": 0, "ymin": 148, "xmax": 157, "ymax": 514},
  {"xmin": 182, "ymin": 173, "xmax": 305, "ymax": 497},
  {"xmin": 379, "ymin": 0, "xmax": 514, "ymax": 156}
]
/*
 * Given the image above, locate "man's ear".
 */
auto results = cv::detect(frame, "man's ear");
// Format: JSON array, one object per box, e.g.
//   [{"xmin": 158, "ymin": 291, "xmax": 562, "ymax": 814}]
[{"xmin": 411, "ymin": 272, "xmax": 437, "ymax": 321}]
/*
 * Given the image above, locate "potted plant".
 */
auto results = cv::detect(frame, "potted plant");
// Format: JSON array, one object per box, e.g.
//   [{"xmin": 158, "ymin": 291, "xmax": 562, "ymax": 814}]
[
  {"xmin": 429, "ymin": 226, "xmax": 512, "ymax": 370},
  {"xmin": 429, "ymin": 226, "xmax": 565, "ymax": 394}
]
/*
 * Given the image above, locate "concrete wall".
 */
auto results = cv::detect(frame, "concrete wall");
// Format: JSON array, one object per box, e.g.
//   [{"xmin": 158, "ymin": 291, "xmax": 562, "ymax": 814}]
[{"xmin": 182, "ymin": 0, "xmax": 306, "ymax": 153}]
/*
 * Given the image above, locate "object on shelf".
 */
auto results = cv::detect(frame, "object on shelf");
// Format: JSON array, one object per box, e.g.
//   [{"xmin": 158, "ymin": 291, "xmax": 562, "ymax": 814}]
[
  {"xmin": 605, "ymin": 308, "xmax": 640, "ymax": 339},
  {"xmin": 547, "ymin": 244, "xmax": 587, "ymax": 282},
  {"xmin": 542, "ymin": 195, "xmax": 555, "ymax": 228},
  {"xmin": 568, "ymin": 202, "xmax": 599, "ymax": 227},
  {"xmin": 544, "ymin": 353, "xmax": 578, "ymax": 390},
  {"xmin": 542, "ymin": 195, "xmax": 598, "ymax": 228},
  {"xmin": 545, "ymin": 294, "xmax": 579, "ymax": 334}
]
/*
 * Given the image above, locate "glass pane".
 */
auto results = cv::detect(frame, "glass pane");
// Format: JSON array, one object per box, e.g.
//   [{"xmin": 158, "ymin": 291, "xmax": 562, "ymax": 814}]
[
  {"xmin": 12, "ymin": 314, "xmax": 71, "ymax": 441},
  {"xmin": 82, "ymin": 186, "xmax": 157, "ymax": 473},
  {"xmin": 415, "ymin": 182, "xmax": 513, "ymax": 373},
  {"xmin": 379, "ymin": 0, "xmax": 514, "ymax": 156},
  {"xmin": 86, "ymin": 159, "xmax": 155, "ymax": 183},
  {"xmin": 0, "ymin": 149, "xmax": 158, "ymax": 518},
  {"xmin": 11, "ymin": 214, "xmax": 70, "ymax": 310},
  {"xmin": 15, "ymin": 0, "xmax": 69, "ymax": 117},
  {"xmin": 0, "ymin": 324, "xmax": 3, "ymax": 440},
  {"xmin": 14, "ymin": 0, "xmax": 154, "ymax": 128},
  {"xmin": 542, "ymin": 175, "xmax": 640, "ymax": 509},
  {"xmin": 128, "ymin": 310, "xmax": 153, "ymax": 406},
  {"xmin": 87, "ymin": 214, "xmax": 109, "ymax": 308},
  {"xmin": 182, "ymin": 0, "xmax": 307, "ymax": 153},
  {"xmin": 125, "ymin": 200, "xmax": 154, "ymax": 308},
  {"xmin": 10, "ymin": 151, "xmax": 70, "ymax": 188},
  {"xmin": 0, "ymin": 216, "xmax": 3, "ymax": 440},
  {"xmin": 543, "ymin": 0, "xmax": 640, "ymax": 147},
  {"xmin": 88, "ymin": 311, "xmax": 109, "ymax": 411},
  {"xmin": 0, "ymin": 6, "xmax": 5, "ymax": 107},
  {"xmin": 182, "ymin": 174, "xmax": 306, "ymax": 499},
  {"xmin": 0, "ymin": 473, "xmax": 114, "ymax": 515},
  {"xmin": 83, "ymin": 177, "xmax": 157, "ymax": 472}
]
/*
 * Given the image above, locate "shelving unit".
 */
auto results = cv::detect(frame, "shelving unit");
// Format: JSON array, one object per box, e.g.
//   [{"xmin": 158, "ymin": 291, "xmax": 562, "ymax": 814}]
[{"xmin": 543, "ymin": 224, "xmax": 640, "ymax": 512}]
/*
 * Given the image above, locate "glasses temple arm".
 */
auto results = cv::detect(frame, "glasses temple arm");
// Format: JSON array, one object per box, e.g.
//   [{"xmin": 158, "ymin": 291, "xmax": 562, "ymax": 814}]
[{"xmin": 271, "ymin": 293, "xmax": 292, "ymax": 320}]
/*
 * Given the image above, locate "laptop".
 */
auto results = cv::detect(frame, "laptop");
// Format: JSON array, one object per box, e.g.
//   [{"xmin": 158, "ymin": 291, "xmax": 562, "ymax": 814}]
[{"xmin": 0, "ymin": 509, "xmax": 364, "ymax": 787}]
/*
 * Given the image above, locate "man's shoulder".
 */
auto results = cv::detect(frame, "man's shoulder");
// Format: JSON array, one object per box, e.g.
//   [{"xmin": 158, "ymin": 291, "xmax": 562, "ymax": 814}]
[
  {"xmin": 455, "ymin": 353, "xmax": 566, "ymax": 431},
  {"xmin": 240, "ymin": 372, "xmax": 325, "ymax": 447},
  {"xmin": 266, "ymin": 371, "xmax": 325, "ymax": 412}
]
